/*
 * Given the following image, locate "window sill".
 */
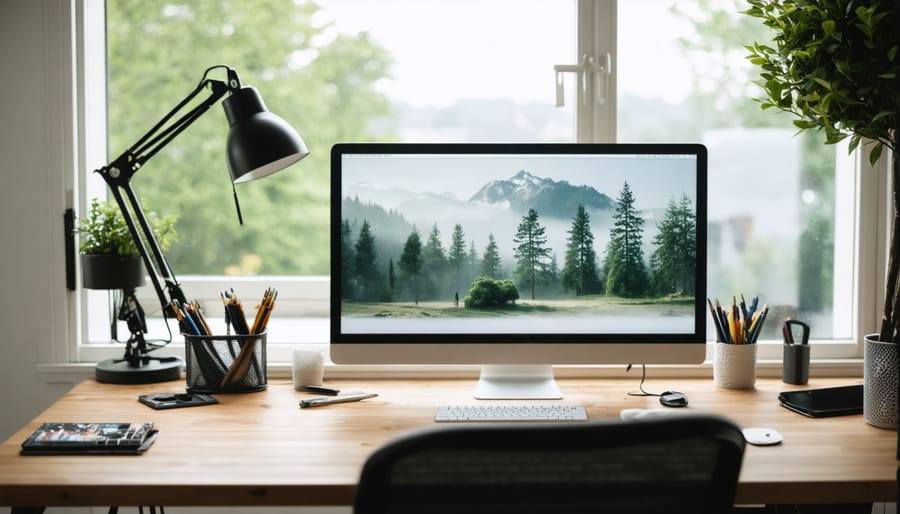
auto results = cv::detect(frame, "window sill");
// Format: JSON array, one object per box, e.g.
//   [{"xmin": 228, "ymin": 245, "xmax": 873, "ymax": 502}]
[
  {"xmin": 75, "ymin": 317, "xmax": 864, "ymax": 379},
  {"xmin": 37, "ymin": 358, "xmax": 863, "ymax": 381}
]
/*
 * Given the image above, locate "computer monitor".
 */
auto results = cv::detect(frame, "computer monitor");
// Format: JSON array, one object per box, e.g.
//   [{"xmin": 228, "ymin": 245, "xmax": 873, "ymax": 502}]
[{"xmin": 331, "ymin": 143, "xmax": 707, "ymax": 399}]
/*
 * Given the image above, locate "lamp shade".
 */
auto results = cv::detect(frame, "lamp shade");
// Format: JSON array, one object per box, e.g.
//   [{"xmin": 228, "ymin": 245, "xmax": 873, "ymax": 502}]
[{"xmin": 223, "ymin": 86, "xmax": 309, "ymax": 183}]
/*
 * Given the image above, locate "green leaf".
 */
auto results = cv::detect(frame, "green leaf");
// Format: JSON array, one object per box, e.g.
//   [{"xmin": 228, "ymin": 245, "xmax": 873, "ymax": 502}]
[
  {"xmin": 825, "ymin": 132, "xmax": 848, "ymax": 145},
  {"xmin": 855, "ymin": 6, "xmax": 873, "ymax": 26},
  {"xmin": 743, "ymin": 6, "xmax": 763, "ymax": 17},
  {"xmin": 854, "ymin": 22, "xmax": 872, "ymax": 38},
  {"xmin": 869, "ymin": 143, "xmax": 884, "ymax": 165},
  {"xmin": 813, "ymin": 77, "xmax": 832, "ymax": 90},
  {"xmin": 793, "ymin": 119, "xmax": 817, "ymax": 129},
  {"xmin": 834, "ymin": 59, "xmax": 851, "ymax": 77},
  {"xmin": 820, "ymin": 92, "xmax": 831, "ymax": 112},
  {"xmin": 821, "ymin": 19, "xmax": 836, "ymax": 34}
]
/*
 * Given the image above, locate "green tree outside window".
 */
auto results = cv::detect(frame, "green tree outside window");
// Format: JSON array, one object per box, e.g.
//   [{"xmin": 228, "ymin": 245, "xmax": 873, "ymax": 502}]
[{"xmin": 106, "ymin": 1, "xmax": 394, "ymax": 276}]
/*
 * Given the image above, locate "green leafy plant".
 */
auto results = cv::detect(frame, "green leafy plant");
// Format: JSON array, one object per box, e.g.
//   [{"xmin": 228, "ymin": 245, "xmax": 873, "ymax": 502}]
[
  {"xmin": 744, "ymin": 0, "xmax": 899, "ymax": 342},
  {"xmin": 77, "ymin": 198, "xmax": 177, "ymax": 257}
]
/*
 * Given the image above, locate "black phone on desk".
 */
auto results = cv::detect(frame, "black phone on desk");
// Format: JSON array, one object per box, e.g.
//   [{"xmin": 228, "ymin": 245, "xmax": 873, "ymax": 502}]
[
  {"xmin": 778, "ymin": 384, "xmax": 863, "ymax": 418},
  {"xmin": 139, "ymin": 392, "xmax": 218, "ymax": 410}
]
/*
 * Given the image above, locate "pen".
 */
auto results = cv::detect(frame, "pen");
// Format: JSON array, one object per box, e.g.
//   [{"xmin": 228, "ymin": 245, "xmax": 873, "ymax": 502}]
[{"xmin": 300, "ymin": 392, "xmax": 378, "ymax": 408}]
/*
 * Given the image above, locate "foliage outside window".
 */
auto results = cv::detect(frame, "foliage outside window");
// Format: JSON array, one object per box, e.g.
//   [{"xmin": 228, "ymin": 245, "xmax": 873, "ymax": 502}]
[
  {"xmin": 655, "ymin": 0, "xmax": 839, "ymax": 340},
  {"xmin": 96, "ymin": 0, "xmax": 861, "ymax": 351},
  {"xmin": 107, "ymin": 1, "xmax": 394, "ymax": 276}
]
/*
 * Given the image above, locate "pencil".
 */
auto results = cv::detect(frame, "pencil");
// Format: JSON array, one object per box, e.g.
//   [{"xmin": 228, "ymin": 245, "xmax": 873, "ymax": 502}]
[
  {"xmin": 220, "ymin": 288, "xmax": 277, "ymax": 387},
  {"xmin": 708, "ymin": 298, "xmax": 727, "ymax": 343},
  {"xmin": 748, "ymin": 304, "xmax": 769, "ymax": 344}
]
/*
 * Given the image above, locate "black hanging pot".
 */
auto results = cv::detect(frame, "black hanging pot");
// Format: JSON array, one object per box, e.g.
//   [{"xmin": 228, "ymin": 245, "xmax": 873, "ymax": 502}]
[{"xmin": 81, "ymin": 254, "xmax": 146, "ymax": 290}]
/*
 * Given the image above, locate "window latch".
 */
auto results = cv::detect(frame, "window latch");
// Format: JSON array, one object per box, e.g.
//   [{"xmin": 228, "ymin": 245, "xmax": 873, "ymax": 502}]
[{"xmin": 554, "ymin": 52, "xmax": 611, "ymax": 107}]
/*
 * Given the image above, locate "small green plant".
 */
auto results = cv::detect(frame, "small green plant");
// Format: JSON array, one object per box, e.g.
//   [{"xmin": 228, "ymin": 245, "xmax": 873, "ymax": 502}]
[{"xmin": 77, "ymin": 198, "xmax": 177, "ymax": 257}]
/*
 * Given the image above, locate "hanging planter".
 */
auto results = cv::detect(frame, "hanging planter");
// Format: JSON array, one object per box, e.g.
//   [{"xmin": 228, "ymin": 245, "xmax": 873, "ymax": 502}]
[
  {"xmin": 75, "ymin": 198, "xmax": 177, "ymax": 290},
  {"xmin": 81, "ymin": 254, "xmax": 146, "ymax": 291}
]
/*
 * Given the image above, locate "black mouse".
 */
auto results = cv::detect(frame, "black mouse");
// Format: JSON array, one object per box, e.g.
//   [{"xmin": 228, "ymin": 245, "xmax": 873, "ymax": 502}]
[{"xmin": 659, "ymin": 390, "xmax": 688, "ymax": 408}]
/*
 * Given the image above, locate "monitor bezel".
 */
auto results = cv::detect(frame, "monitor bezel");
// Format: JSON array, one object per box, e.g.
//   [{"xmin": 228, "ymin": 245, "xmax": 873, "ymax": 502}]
[{"xmin": 330, "ymin": 142, "xmax": 707, "ymax": 366}]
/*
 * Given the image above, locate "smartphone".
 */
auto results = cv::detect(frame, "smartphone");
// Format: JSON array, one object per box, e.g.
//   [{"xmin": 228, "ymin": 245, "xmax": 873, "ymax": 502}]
[{"xmin": 138, "ymin": 393, "xmax": 219, "ymax": 410}]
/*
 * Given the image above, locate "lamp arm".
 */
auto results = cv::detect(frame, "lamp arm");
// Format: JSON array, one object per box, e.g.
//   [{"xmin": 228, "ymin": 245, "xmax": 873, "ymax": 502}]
[
  {"xmin": 107, "ymin": 79, "xmax": 230, "ymax": 184},
  {"xmin": 95, "ymin": 68, "xmax": 236, "ymax": 317},
  {"xmin": 107, "ymin": 182, "xmax": 185, "ymax": 314},
  {"xmin": 132, "ymin": 79, "xmax": 230, "ymax": 168},
  {"xmin": 126, "ymin": 64, "xmax": 240, "ymax": 171}
]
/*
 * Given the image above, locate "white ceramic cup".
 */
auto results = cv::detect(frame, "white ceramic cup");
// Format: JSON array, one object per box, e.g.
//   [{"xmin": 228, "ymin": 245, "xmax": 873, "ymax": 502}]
[
  {"xmin": 292, "ymin": 348, "xmax": 325, "ymax": 390},
  {"xmin": 713, "ymin": 342, "xmax": 757, "ymax": 389}
]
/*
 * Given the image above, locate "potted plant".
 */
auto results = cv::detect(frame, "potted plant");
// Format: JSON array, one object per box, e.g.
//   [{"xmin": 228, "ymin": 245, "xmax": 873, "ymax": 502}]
[
  {"xmin": 77, "ymin": 198, "xmax": 177, "ymax": 290},
  {"xmin": 744, "ymin": 1, "xmax": 899, "ymax": 428}
]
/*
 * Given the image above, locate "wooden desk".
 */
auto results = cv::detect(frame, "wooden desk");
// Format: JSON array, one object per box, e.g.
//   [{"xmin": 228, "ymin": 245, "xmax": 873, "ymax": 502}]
[{"xmin": 0, "ymin": 377, "xmax": 895, "ymax": 508}]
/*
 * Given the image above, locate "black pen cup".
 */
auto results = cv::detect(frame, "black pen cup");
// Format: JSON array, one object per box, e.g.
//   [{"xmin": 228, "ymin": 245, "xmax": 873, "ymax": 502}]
[
  {"xmin": 183, "ymin": 332, "xmax": 267, "ymax": 393},
  {"xmin": 782, "ymin": 343, "xmax": 810, "ymax": 385}
]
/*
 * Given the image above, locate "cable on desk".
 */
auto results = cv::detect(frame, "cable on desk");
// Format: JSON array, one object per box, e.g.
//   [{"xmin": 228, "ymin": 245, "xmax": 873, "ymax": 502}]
[{"xmin": 626, "ymin": 363, "xmax": 662, "ymax": 398}]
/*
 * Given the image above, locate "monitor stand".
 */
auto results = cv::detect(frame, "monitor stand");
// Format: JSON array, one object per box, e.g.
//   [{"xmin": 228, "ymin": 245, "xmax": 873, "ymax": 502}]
[{"xmin": 473, "ymin": 365, "xmax": 563, "ymax": 399}]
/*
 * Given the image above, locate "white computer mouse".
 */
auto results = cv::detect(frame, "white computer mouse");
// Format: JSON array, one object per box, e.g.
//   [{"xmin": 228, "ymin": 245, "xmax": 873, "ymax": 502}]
[{"xmin": 742, "ymin": 427, "xmax": 783, "ymax": 446}]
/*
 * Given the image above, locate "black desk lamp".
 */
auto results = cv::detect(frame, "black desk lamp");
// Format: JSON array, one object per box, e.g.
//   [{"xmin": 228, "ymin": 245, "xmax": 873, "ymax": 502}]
[{"xmin": 93, "ymin": 64, "xmax": 309, "ymax": 384}]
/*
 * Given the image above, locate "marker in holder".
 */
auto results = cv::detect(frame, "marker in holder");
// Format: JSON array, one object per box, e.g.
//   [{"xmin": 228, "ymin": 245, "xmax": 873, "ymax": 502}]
[{"xmin": 782, "ymin": 319, "xmax": 810, "ymax": 385}]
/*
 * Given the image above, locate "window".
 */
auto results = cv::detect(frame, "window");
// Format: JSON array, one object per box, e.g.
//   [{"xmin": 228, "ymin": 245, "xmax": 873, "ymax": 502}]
[
  {"xmin": 615, "ymin": 0, "xmax": 867, "ymax": 360},
  {"xmin": 79, "ymin": 0, "xmax": 881, "ymax": 365}
]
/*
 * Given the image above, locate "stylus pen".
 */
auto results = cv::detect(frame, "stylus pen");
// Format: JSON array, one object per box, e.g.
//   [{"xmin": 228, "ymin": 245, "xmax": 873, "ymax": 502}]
[{"xmin": 300, "ymin": 392, "xmax": 378, "ymax": 408}]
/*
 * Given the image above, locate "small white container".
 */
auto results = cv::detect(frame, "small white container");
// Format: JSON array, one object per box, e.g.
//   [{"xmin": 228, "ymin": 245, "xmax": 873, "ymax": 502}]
[
  {"xmin": 714, "ymin": 342, "xmax": 757, "ymax": 389},
  {"xmin": 292, "ymin": 348, "xmax": 325, "ymax": 390}
]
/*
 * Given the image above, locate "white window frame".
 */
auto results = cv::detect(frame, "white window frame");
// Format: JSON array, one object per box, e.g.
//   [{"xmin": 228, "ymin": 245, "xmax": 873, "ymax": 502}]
[{"xmin": 72, "ymin": 0, "xmax": 887, "ymax": 371}]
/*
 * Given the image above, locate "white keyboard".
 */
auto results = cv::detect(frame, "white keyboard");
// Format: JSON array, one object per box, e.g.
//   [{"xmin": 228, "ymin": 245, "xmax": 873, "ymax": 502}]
[{"xmin": 435, "ymin": 404, "xmax": 588, "ymax": 422}]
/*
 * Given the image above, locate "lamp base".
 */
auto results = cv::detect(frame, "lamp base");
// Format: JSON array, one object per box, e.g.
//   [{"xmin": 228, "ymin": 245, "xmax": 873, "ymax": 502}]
[{"xmin": 95, "ymin": 355, "xmax": 184, "ymax": 384}]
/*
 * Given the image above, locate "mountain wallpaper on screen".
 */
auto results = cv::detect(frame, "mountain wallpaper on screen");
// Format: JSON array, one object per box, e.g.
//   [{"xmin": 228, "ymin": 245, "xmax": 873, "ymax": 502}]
[{"xmin": 470, "ymin": 170, "xmax": 615, "ymax": 219}]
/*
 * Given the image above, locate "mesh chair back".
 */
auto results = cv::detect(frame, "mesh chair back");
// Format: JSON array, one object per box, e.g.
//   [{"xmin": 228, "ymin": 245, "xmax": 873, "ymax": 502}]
[{"xmin": 354, "ymin": 414, "xmax": 745, "ymax": 514}]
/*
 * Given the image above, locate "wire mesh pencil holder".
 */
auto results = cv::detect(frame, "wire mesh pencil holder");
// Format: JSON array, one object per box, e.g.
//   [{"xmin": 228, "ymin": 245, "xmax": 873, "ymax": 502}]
[{"xmin": 184, "ymin": 332, "xmax": 267, "ymax": 393}]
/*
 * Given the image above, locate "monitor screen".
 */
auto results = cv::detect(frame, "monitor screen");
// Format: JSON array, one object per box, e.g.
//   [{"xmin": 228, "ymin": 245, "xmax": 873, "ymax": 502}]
[{"xmin": 331, "ymin": 143, "xmax": 707, "ymax": 398}]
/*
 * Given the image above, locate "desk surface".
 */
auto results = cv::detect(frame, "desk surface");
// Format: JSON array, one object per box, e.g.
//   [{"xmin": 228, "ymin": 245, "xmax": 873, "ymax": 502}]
[{"xmin": 0, "ymin": 376, "xmax": 895, "ymax": 507}]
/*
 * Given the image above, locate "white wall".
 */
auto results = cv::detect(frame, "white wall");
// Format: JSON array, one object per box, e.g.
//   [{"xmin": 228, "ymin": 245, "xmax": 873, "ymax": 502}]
[{"xmin": 0, "ymin": 0, "xmax": 86, "ymax": 444}]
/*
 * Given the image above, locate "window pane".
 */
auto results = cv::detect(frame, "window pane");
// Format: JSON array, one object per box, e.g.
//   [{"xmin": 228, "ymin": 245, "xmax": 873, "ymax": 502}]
[
  {"xmin": 105, "ymin": 0, "xmax": 576, "ymax": 280},
  {"xmin": 617, "ymin": 0, "xmax": 849, "ymax": 341}
]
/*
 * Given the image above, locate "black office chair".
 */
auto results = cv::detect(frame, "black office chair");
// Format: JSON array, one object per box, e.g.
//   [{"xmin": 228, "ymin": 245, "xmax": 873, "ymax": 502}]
[{"xmin": 354, "ymin": 414, "xmax": 745, "ymax": 514}]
